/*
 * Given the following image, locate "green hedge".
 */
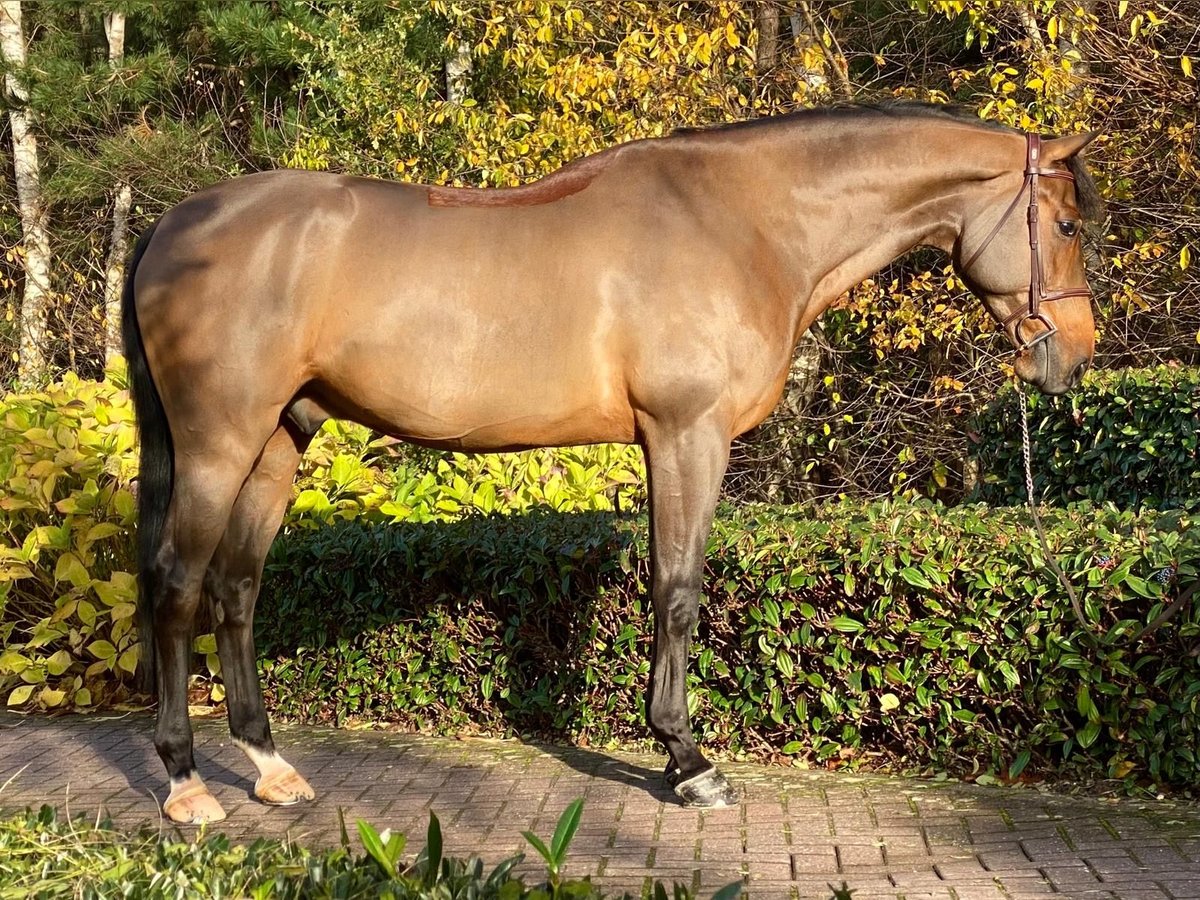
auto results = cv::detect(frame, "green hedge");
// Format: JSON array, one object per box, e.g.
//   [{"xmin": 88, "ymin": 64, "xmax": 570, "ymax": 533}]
[
  {"xmin": 970, "ymin": 366, "xmax": 1200, "ymax": 510},
  {"xmin": 258, "ymin": 499, "xmax": 1200, "ymax": 787}
]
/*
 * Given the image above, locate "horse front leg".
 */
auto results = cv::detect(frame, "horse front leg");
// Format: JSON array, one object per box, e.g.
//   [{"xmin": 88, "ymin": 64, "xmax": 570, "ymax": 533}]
[{"xmin": 641, "ymin": 414, "xmax": 739, "ymax": 807}]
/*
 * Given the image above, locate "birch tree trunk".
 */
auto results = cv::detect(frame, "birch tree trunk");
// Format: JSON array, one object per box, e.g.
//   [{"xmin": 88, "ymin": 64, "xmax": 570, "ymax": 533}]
[
  {"xmin": 444, "ymin": 40, "xmax": 472, "ymax": 104},
  {"xmin": 1, "ymin": 0, "xmax": 52, "ymax": 386},
  {"xmin": 103, "ymin": 10, "xmax": 131, "ymax": 364}
]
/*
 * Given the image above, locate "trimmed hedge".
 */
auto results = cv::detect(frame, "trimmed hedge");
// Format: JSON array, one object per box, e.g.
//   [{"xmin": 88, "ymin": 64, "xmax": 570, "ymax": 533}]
[
  {"xmin": 258, "ymin": 500, "xmax": 1200, "ymax": 787},
  {"xmin": 971, "ymin": 366, "xmax": 1200, "ymax": 510}
]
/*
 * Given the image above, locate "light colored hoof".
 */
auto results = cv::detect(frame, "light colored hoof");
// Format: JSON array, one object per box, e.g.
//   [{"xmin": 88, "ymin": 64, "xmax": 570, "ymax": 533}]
[
  {"xmin": 255, "ymin": 767, "xmax": 315, "ymax": 806},
  {"xmin": 164, "ymin": 784, "xmax": 227, "ymax": 825},
  {"xmin": 669, "ymin": 766, "xmax": 740, "ymax": 808}
]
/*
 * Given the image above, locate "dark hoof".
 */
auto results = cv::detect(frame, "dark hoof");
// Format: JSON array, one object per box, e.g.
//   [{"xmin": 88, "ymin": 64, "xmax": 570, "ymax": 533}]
[{"xmin": 667, "ymin": 766, "xmax": 739, "ymax": 807}]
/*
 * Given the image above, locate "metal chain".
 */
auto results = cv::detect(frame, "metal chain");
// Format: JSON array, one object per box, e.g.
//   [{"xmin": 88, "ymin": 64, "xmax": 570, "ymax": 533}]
[
  {"xmin": 1016, "ymin": 383, "xmax": 1094, "ymax": 641},
  {"xmin": 1019, "ymin": 388, "xmax": 1037, "ymax": 507}
]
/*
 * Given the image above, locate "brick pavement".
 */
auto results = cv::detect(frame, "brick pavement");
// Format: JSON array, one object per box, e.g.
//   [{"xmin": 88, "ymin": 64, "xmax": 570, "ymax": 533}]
[{"xmin": 1, "ymin": 712, "xmax": 1199, "ymax": 899}]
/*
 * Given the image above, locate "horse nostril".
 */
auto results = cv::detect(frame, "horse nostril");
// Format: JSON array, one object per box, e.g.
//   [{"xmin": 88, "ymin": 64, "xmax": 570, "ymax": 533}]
[{"xmin": 1069, "ymin": 360, "xmax": 1089, "ymax": 388}]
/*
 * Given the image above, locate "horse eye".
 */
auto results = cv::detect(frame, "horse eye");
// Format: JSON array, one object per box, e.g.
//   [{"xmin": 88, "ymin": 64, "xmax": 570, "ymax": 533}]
[{"xmin": 1058, "ymin": 220, "xmax": 1080, "ymax": 238}]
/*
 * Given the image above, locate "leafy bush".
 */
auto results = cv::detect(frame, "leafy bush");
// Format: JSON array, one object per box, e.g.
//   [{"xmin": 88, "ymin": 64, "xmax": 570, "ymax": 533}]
[
  {"xmin": 258, "ymin": 500, "xmax": 1199, "ymax": 786},
  {"xmin": 0, "ymin": 369, "xmax": 643, "ymax": 711},
  {"xmin": 292, "ymin": 423, "xmax": 644, "ymax": 526},
  {"xmin": 0, "ymin": 368, "xmax": 141, "ymax": 710},
  {"xmin": 0, "ymin": 801, "xmax": 728, "ymax": 899},
  {"xmin": 971, "ymin": 367, "xmax": 1200, "ymax": 510}
]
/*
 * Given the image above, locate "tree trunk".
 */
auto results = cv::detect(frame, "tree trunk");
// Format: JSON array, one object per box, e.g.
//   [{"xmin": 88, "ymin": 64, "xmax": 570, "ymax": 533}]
[
  {"xmin": 104, "ymin": 183, "xmax": 132, "ymax": 362},
  {"xmin": 103, "ymin": 10, "xmax": 129, "ymax": 364},
  {"xmin": 1015, "ymin": 6, "xmax": 1047, "ymax": 55},
  {"xmin": 1, "ymin": 0, "xmax": 52, "ymax": 386},
  {"xmin": 103, "ymin": 10, "xmax": 124, "ymax": 61},
  {"xmin": 445, "ymin": 40, "xmax": 472, "ymax": 104},
  {"xmin": 755, "ymin": 2, "xmax": 780, "ymax": 72}
]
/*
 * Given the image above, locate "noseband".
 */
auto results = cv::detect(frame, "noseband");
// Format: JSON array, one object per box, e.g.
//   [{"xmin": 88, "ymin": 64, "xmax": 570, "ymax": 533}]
[{"xmin": 961, "ymin": 133, "xmax": 1092, "ymax": 352}]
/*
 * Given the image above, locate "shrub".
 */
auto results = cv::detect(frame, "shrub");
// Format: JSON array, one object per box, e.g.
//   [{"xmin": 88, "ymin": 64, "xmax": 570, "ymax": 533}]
[
  {"xmin": 970, "ymin": 367, "xmax": 1200, "ymax": 511},
  {"xmin": 0, "ymin": 369, "xmax": 643, "ymax": 711},
  {"xmin": 258, "ymin": 500, "xmax": 1199, "ymax": 786},
  {"xmin": 292, "ymin": 423, "xmax": 644, "ymax": 526},
  {"xmin": 0, "ymin": 368, "xmax": 141, "ymax": 710},
  {"xmin": 4, "ymin": 370, "xmax": 1199, "ymax": 790}
]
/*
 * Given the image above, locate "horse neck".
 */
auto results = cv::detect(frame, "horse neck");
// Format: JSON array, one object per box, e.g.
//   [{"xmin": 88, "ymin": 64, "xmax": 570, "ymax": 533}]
[{"xmin": 688, "ymin": 121, "xmax": 1023, "ymax": 332}]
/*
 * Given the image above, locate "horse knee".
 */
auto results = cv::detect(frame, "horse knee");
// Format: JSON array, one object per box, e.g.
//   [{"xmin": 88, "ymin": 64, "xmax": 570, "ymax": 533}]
[
  {"xmin": 205, "ymin": 567, "xmax": 258, "ymax": 628},
  {"xmin": 654, "ymin": 578, "xmax": 700, "ymax": 638},
  {"xmin": 152, "ymin": 551, "xmax": 207, "ymax": 632}
]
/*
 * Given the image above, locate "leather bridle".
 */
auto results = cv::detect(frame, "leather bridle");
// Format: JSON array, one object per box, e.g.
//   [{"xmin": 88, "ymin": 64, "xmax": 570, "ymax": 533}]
[{"xmin": 960, "ymin": 133, "xmax": 1092, "ymax": 353}]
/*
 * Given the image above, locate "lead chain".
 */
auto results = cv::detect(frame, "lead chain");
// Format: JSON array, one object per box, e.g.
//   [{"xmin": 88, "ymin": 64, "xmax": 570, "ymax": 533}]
[{"xmin": 1016, "ymin": 382, "xmax": 1093, "ymax": 641}]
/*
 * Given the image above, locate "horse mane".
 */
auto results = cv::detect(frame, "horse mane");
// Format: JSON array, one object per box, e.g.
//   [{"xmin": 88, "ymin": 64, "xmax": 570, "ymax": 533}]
[
  {"xmin": 673, "ymin": 101, "xmax": 1104, "ymax": 220},
  {"xmin": 669, "ymin": 101, "xmax": 1013, "ymax": 138},
  {"xmin": 425, "ymin": 150, "xmax": 617, "ymax": 208}
]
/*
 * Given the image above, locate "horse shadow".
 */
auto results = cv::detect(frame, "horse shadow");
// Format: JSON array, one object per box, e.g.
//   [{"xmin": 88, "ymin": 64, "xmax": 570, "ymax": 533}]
[{"xmin": 253, "ymin": 508, "xmax": 673, "ymax": 791}]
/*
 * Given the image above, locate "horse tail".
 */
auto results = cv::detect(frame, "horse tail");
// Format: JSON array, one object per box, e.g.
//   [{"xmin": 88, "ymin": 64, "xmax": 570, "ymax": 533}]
[{"xmin": 121, "ymin": 220, "xmax": 169, "ymax": 696}]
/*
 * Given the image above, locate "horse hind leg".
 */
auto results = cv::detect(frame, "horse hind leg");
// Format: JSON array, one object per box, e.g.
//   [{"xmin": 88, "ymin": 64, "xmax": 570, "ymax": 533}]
[
  {"xmin": 153, "ymin": 445, "xmax": 260, "ymax": 825},
  {"xmin": 204, "ymin": 422, "xmax": 315, "ymax": 807}
]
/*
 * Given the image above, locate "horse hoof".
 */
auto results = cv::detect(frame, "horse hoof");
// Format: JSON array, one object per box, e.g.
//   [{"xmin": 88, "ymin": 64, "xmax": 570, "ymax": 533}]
[
  {"xmin": 669, "ymin": 766, "xmax": 739, "ymax": 807},
  {"xmin": 255, "ymin": 767, "xmax": 316, "ymax": 807},
  {"xmin": 164, "ymin": 782, "xmax": 227, "ymax": 825}
]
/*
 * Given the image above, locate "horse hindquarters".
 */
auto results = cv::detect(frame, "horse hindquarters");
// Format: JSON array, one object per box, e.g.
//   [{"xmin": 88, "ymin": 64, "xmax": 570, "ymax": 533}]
[{"xmin": 125, "ymin": 245, "xmax": 317, "ymax": 821}]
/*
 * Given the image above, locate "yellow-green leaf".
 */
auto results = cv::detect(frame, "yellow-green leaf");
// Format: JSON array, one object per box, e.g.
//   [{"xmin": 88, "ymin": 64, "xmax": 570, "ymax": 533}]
[
  {"xmin": 54, "ymin": 552, "xmax": 91, "ymax": 589},
  {"xmin": 88, "ymin": 640, "xmax": 116, "ymax": 661},
  {"xmin": 117, "ymin": 646, "xmax": 139, "ymax": 675},
  {"xmin": 85, "ymin": 523, "xmax": 122, "ymax": 543},
  {"xmin": 40, "ymin": 687, "xmax": 66, "ymax": 707},
  {"xmin": 0, "ymin": 650, "xmax": 30, "ymax": 674},
  {"xmin": 46, "ymin": 649, "xmax": 73, "ymax": 676},
  {"xmin": 110, "ymin": 601, "xmax": 136, "ymax": 621},
  {"xmin": 194, "ymin": 633, "xmax": 217, "ymax": 655},
  {"xmin": 94, "ymin": 577, "xmax": 134, "ymax": 606},
  {"xmin": 113, "ymin": 489, "xmax": 135, "ymax": 519},
  {"xmin": 7, "ymin": 684, "xmax": 34, "ymax": 706}
]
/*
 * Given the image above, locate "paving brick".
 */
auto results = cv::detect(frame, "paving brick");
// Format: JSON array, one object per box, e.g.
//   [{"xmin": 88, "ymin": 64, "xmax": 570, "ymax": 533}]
[{"xmin": 3, "ymin": 712, "xmax": 1200, "ymax": 900}]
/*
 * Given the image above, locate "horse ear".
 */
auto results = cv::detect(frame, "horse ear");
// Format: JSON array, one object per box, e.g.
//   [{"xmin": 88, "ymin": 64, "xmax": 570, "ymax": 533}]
[{"xmin": 1043, "ymin": 130, "xmax": 1100, "ymax": 162}]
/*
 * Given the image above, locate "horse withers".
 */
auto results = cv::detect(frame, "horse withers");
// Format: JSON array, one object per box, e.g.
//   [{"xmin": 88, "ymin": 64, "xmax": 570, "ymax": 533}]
[{"xmin": 123, "ymin": 104, "xmax": 1099, "ymax": 824}]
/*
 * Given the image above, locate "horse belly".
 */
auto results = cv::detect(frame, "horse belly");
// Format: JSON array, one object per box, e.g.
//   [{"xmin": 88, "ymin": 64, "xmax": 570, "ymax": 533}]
[{"xmin": 316, "ymin": 304, "xmax": 636, "ymax": 452}]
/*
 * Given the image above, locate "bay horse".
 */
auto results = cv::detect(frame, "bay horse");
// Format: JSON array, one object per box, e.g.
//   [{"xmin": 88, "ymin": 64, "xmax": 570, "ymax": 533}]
[{"xmin": 123, "ymin": 104, "xmax": 1099, "ymax": 824}]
